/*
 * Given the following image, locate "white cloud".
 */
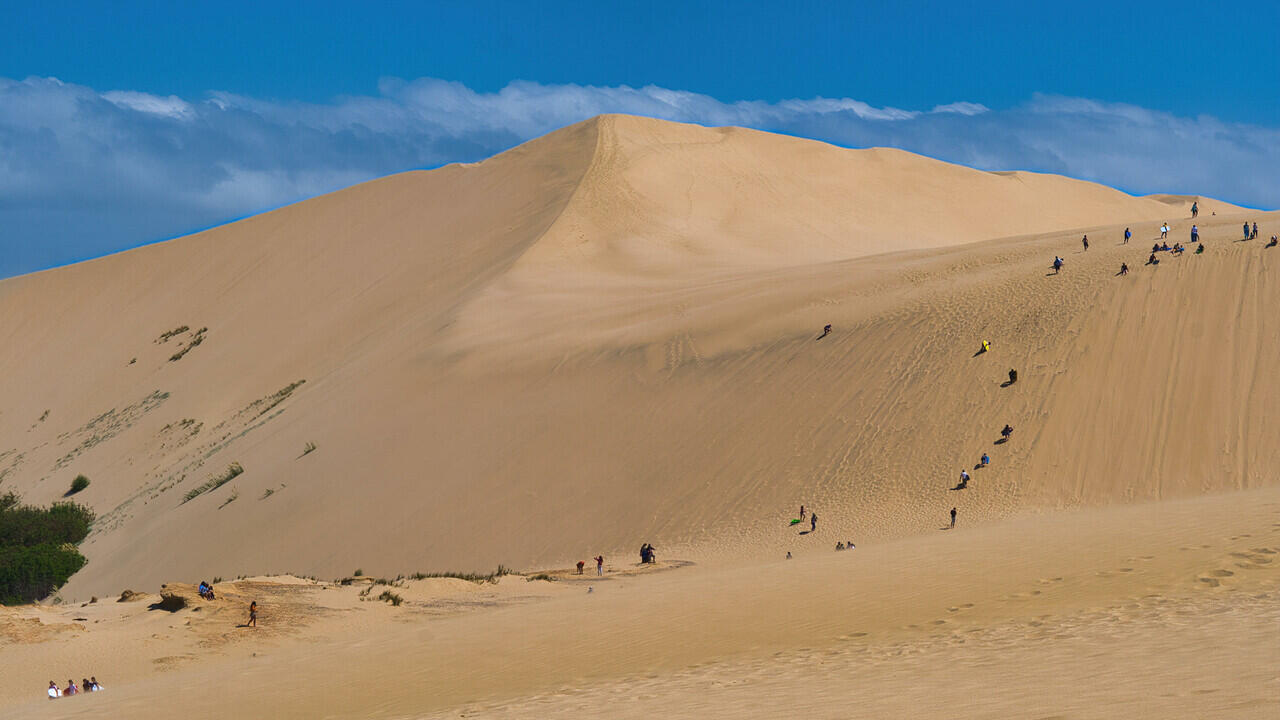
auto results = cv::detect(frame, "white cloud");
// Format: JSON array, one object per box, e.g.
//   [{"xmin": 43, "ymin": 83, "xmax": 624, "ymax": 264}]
[
  {"xmin": 102, "ymin": 90, "xmax": 194, "ymax": 119},
  {"xmin": 0, "ymin": 75, "xmax": 1276, "ymax": 278}
]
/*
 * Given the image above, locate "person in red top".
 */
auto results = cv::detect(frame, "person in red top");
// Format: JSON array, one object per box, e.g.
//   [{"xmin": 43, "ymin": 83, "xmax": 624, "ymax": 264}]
[
  {"xmin": 575, "ymin": 560, "xmax": 585, "ymax": 575},
  {"xmin": 594, "ymin": 555, "xmax": 604, "ymax": 576}
]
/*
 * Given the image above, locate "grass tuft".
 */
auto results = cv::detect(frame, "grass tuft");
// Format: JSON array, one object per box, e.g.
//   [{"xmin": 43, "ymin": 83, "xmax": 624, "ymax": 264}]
[
  {"xmin": 408, "ymin": 565, "xmax": 513, "ymax": 584},
  {"xmin": 67, "ymin": 475, "xmax": 90, "ymax": 496},
  {"xmin": 181, "ymin": 462, "xmax": 243, "ymax": 503}
]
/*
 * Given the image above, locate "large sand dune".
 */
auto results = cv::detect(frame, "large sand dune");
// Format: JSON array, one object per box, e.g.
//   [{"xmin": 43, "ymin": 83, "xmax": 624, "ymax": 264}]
[{"xmin": 0, "ymin": 114, "xmax": 1271, "ymax": 602}]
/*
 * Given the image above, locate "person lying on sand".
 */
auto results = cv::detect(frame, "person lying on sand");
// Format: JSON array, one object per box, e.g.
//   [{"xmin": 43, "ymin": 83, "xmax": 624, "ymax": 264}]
[{"xmin": 1268, "ymin": 236, "xmax": 1278, "ymax": 248}]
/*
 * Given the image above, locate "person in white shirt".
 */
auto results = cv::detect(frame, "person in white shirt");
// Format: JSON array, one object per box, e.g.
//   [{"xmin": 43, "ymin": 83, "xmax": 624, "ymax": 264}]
[{"xmin": 47, "ymin": 681, "xmax": 60, "ymax": 699}]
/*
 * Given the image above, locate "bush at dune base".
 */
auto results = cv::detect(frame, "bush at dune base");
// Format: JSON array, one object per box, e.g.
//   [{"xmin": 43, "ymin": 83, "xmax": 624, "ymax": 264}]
[{"xmin": 0, "ymin": 492, "xmax": 94, "ymax": 604}]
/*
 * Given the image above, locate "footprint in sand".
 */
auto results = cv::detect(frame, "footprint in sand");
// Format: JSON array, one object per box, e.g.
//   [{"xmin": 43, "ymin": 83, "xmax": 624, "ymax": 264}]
[
  {"xmin": 1211, "ymin": 569, "xmax": 1234, "ymax": 577},
  {"xmin": 1117, "ymin": 568, "xmax": 1134, "ymax": 573},
  {"xmin": 1197, "ymin": 577, "xmax": 1221, "ymax": 587}
]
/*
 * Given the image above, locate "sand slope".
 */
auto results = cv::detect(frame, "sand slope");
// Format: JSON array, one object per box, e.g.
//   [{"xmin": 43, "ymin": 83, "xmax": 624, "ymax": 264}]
[{"xmin": 0, "ymin": 114, "xmax": 1271, "ymax": 602}]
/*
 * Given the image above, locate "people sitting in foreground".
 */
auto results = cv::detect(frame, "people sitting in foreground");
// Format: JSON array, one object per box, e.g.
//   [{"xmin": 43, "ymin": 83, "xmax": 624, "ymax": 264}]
[{"xmin": 198, "ymin": 581, "xmax": 215, "ymax": 600}]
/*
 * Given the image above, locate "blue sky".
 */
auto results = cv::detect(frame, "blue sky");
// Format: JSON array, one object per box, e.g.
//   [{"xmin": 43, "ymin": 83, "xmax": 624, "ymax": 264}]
[{"xmin": 2, "ymin": 1, "xmax": 1278, "ymax": 278}]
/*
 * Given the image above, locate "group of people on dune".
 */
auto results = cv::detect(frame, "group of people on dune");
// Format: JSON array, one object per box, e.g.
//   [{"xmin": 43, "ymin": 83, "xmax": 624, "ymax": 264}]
[
  {"xmin": 47, "ymin": 677, "xmax": 102, "ymax": 699},
  {"xmin": 1060, "ymin": 215, "xmax": 1272, "ymax": 278}
]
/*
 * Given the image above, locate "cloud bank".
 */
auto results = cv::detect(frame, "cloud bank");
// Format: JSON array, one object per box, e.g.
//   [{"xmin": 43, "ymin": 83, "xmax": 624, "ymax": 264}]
[{"xmin": 1, "ymin": 75, "xmax": 1276, "ymax": 278}]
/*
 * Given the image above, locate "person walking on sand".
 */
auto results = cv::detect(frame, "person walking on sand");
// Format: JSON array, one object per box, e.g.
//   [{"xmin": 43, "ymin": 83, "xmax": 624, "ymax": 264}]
[
  {"xmin": 811, "ymin": 512, "xmax": 818, "ymax": 532},
  {"xmin": 950, "ymin": 507, "xmax": 957, "ymax": 528},
  {"xmin": 799, "ymin": 505, "xmax": 806, "ymax": 520},
  {"xmin": 595, "ymin": 555, "xmax": 604, "ymax": 576},
  {"xmin": 1082, "ymin": 235, "xmax": 1089, "ymax": 251},
  {"xmin": 958, "ymin": 469, "xmax": 970, "ymax": 489},
  {"xmin": 1191, "ymin": 201, "xmax": 1198, "ymax": 218},
  {"xmin": 1124, "ymin": 227, "xmax": 1131, "ymax": 244},
  {"xmin": 819, "ymin": 324, "xmax": 832, "ymax": 339},
  {"xmin": 1001, "ymin": 424, "xmax": 1014, "ymax": 441},
  {"xmin": 1052, "ymin": 256, "xmax": 1063, "ymax": 274},
  {"xmin": 1244, "ymin": 222, "xmax": 1251, "ymax": 240},
  {"xmin": 1119, "ymin": 262, "xmax": 1129, "ymax": 276},
  {"xmin": 1252, "ymin": 222, "xmax": 1258, "ymax": 240},
  {"xmin": 1161, "ymin": 223, "xmax": 1169, "ymax": 240},
  {"xmin": 247, "ymin": 601, "xmax": 257, "ymax": 628}
]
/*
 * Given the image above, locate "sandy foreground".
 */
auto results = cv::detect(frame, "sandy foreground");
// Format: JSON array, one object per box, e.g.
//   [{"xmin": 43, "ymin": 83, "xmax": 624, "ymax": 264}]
[{"xmin": 5, "ymin": 484, "xmax": 1278, "ymax": 719}]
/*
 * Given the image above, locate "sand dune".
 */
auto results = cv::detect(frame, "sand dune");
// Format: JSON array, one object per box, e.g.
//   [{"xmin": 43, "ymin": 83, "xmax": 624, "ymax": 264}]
[
  {"xmin": 1, "ymin": 113, "xmax": 1278, "ymax": 719},
  {"xmin": 0, "ymin": 114, "xmax": 1270, "ymax": 601}
]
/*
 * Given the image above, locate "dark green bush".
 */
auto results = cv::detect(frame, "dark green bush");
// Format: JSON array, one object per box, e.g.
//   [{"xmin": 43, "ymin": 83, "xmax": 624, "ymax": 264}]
[
  {"xmin": 0, "ymin": 544, "xmax": 87, "ymax": 605},
  {"xmin": 68, "ymin": 475, "xmax": 90, "ymax": 495},
  {"xmin": 0, "ymin": 492, "xmax": 94, "ymax": 604}
]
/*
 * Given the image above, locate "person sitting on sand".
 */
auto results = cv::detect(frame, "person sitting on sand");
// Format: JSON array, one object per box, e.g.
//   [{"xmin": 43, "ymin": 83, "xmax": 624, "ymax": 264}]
[
  {"xmin": 1152, "ymin": 242, "xmax": 1161, "ymax": 254},
  {"xmin": 1268, "ymin": 235, "xmax": 1278, "ymax": 248},
  {"xmin": 980, "ymin": 339, "xmax": 990, "ymax": 354},
  {"xmin": 835, "ymin": 542, "xmax": 845, "ymax": 551},
  {"xmin": 48, "ymin": 681, "xmax": 60, "ymax": 699},
  {"xmin": 89, "ymin": 677, "xmax": 101, "ymax": 691},
  {"xmin": 1001, "ymin": 424, "xmax": 1014, "ymax": 440},
  {"xmin": 64, "ymin": 680, "xmax": 77, "ymax": 696},
  {"xmin": 1172, "ymin": 243, "xmax": 1184, "ymax": 255},
  {"xmin": 980, "ymin": 453, "xmax": 990, "ymax": 467},
  {"xmin": 1147, "ymin": 253, "xmax": 1159, "ymax": 266},
  {"xmin": 846, "ymin": 540, "xmax": 855, "ymax": 549},
  {"xmin": 1195, "ymin": 244, "xmax": 1204, "ymax": 254},
  {"xmin": 1161, "ymin": 242, "xmax": 1170, "ymax": 252}
]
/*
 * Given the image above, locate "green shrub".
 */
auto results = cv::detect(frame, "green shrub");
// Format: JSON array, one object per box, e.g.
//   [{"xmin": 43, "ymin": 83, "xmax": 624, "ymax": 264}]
[
  {"xmin": 68, "ymin": 475, "xmax": 90, "ymax": 495},
  {"xmin": 0, "ymin": 493, "xmax": 95, "ymax": 604},
  {"xmin": 376, "ymin": 590, "xmax": 403, "ymax": 606}
]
